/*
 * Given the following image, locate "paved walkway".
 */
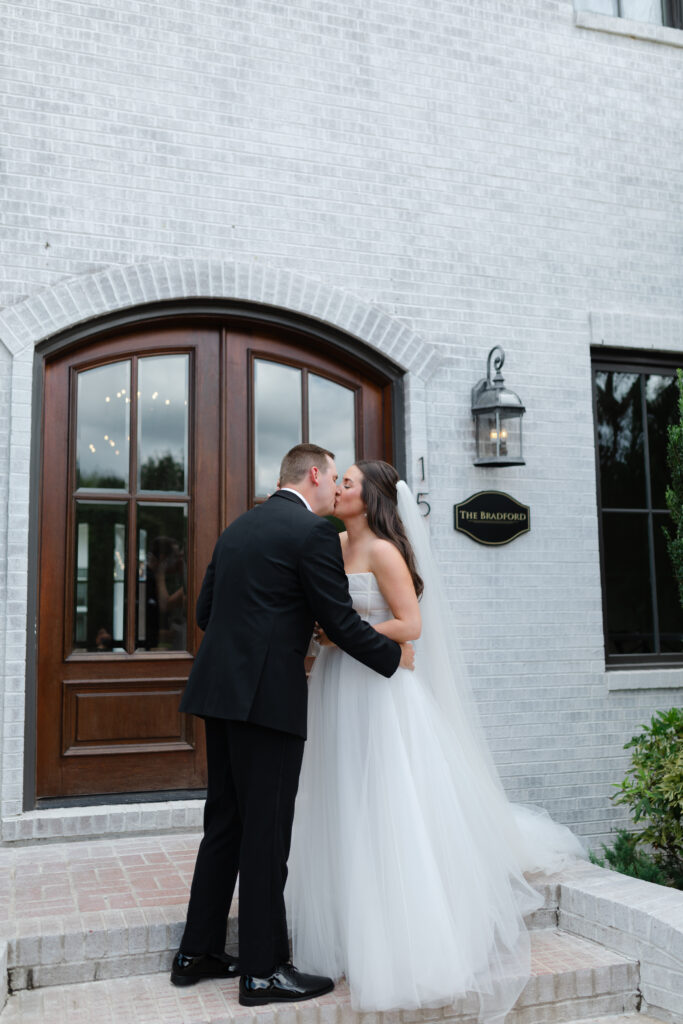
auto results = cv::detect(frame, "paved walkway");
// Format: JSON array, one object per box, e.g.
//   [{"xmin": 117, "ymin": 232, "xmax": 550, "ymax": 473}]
[{"xmin": 0, "ymin": 834, "xmax": 201, "ymax": 920}]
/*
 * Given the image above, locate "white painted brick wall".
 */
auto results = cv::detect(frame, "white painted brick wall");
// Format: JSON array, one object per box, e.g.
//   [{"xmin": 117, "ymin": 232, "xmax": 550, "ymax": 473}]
[{"xmin": 1, "ymin": 0, "xmax": 683, "ymax": 843}]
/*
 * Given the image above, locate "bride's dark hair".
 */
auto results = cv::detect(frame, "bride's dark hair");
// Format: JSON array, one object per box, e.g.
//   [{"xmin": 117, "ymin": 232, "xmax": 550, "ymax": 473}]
[{"xmin": 355, "ymin": 460, "xmax": 424, "ymax": 599}]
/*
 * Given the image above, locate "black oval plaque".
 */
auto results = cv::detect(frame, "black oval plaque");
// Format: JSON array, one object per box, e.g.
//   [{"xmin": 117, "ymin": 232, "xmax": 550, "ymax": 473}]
[{"xmin": 454, "ymin": 491, "xmax": 530, "ymax": 546}]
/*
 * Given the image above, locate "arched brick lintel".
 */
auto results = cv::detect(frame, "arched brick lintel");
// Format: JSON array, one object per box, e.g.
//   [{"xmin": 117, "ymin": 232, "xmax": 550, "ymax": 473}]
[{"xmin": 0, "ymin": 259, "xmax": 440, "ymax": 382}]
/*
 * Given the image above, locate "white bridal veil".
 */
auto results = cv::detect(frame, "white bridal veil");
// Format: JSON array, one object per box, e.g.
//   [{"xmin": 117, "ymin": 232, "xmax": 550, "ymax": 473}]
[
  {"xmin": 395, "ymin": 481, "xmax": 586, "ymax": 875},
  {"xmin": 287, "ymin": 483, "xmax": 585, "ymax": 1023}
]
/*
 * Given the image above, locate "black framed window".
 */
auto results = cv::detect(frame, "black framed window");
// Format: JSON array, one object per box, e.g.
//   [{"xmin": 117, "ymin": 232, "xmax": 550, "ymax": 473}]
[
  {"xmin": 593, "ymin": 349, "xmax": 683, "ymax": 666},
  {"xmin": 575, "ymin": 0, "xmax": 683, "ymax": 29}
]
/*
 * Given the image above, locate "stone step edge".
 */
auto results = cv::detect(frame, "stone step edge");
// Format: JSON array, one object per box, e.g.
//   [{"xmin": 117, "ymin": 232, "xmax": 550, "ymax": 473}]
[
  {"xmin": 5, "ymin": 929, "xmax": 638, "ymax": 1000},
  {"xmin": 2, "ymin": 884, "xmax": 559, "ymax": 991},
  {"xmin": 1, "ymin": 946, "xmax": 640, "ymax": 1024},
  {"xmin": 551, "ymin": 860, "xmax": 683, "ymax": 1023},
  {"xmin": 4, "ymin": 906, "xmax": 237, "ymax": 991}
]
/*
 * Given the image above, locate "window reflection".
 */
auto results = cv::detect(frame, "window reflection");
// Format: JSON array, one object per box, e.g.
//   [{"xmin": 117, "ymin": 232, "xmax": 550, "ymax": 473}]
[
  {"xmin": 653, "ymin": 515, "xmax": 683, "ymax": 654},
  {"xmin": 138, "ymin": 355, "xmax": 189, "ymax": 493},
  {"xmin": 603, "ymin": 512, "xmax": 653, "ymax": 655},
  {"xmin": 137, "ymin": 504, "xmax": 188, "ymax": 651},
  {"xmin": 595, "ymin": 371, "xmax": 645, "ymax": 508},
  {"xmin": 308, "ymin": 374, "xmax": 355, "ymax": 476},
  {"xmin": 595, "ymin": 364, "xmax": 682, "ymax": 663},
  {"xmin": 254, "ymin": 361, "xmax": 302, "ymax": 496},
  {"xmin": 646, "ymin": 374, "xmax": 678, "ymax": 509},
  {"xmin": 76, "ymin": 362, "xmax": 130, "ymax": 489},
  {"xmin": 73, "ymin": 502, "xmax": 127, "ymax": 652}
]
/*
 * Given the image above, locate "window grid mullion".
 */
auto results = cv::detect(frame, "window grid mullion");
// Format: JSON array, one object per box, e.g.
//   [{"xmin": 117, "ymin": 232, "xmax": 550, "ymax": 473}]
[{"xmin": 638, "ymin": 372, "xmax": 661, "ymax": 654}]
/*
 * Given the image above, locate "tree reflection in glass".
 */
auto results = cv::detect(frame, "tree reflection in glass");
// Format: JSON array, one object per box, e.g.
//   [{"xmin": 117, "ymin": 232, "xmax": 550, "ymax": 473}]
[
  {"xmin": 138, "ymin": 355, "xmax": 189, "ymax": 492},
  {"xmin": 595, "ymin": 372, "xmax": 645, "ymax": 508},
  {"xmin": 646, "ymin": 373, "xmax": 678, "ymax": 509},
  {"xmin": 76, "ymin": 362, "xmax": 130, "ymax": 489}
]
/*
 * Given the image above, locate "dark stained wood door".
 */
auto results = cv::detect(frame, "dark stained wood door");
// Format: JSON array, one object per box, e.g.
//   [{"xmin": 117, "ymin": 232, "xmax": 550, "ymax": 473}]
[{"xmin": 36, "ymin": 319, "xmax": 394, "ymax": 799}]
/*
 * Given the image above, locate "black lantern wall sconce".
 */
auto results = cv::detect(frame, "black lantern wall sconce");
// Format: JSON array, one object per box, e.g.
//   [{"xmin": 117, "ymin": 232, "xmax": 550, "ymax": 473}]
[{"xmin": 471, "ymin": 346, "xmax": 525, "ymax": 467}]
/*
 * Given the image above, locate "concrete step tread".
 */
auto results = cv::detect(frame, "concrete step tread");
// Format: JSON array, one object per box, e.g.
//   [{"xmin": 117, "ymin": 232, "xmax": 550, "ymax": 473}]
[{"xmin": 1, "ymin": 930, "xmax": 640, "ymax": 1023}]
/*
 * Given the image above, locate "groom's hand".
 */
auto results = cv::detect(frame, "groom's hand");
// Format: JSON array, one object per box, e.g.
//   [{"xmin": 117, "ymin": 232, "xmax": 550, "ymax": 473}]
[
  {"xmin": 399, "ymin": 642, "xmax": 415, "ymax": 671},
  {"xmin": 313, "ymin": 624, "xmax": 335, "ymax": 647}
]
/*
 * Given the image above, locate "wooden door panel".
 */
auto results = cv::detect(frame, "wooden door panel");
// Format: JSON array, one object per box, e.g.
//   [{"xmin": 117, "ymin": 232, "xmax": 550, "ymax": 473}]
[
  {"xmin": 37, "ymin": 325, "xmax": 220, "ymax": 799},
  {"xmin": 36, "ymin": 318, "xmax": 395, "ymax": 800},
  {"xmin": 61, "ymin": 678, "xmax": 193, "ymax": 755}
]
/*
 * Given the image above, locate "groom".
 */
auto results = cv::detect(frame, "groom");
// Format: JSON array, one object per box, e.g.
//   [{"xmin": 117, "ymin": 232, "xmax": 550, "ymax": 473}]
[{"xmin": 172, "ymin": 443, "xmax": 413, "ymax": 1005}]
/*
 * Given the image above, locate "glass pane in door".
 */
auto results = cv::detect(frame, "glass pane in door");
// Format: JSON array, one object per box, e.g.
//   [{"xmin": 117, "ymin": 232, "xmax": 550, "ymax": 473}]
[
  {"xmin": 254, "ymin": 360, "xmax": 302, "ymax": 496},
  {"xmin": 76, "ymin": 362, "xmax": 131, "ymax": 489},
  {"xmin": 136, "ymin": 504, "xmax": 188, "ymax": 652},
  {"xmin": 73, "ymin": 502, "xmax": 128, "ymax": 652},
  {"xmin": 308, "ymin": 374, "xmax": 355, "ymax": 475},
  {"xmin": 138, "ymin": 355, "xmax": 189, "ymax": 492}
]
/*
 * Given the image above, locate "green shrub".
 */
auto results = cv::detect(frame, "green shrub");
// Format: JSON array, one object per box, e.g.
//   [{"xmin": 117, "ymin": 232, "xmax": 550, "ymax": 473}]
[
  {"xmin": 610, "ymin": 708, "xmax": 683, "ymax": 889},
  {"xmin": 590, "ymin": 830, "xmax": 668, "ymax": 885}
]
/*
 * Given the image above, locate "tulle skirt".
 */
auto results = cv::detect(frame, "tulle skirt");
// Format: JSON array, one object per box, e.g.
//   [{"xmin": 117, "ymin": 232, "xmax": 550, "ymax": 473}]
[{"xmin": 286, "ymin": 646, "xmax": 546, "ymax": 1019}]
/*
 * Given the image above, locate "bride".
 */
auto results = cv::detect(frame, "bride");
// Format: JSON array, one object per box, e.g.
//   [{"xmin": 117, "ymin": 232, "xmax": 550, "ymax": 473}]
[{"xmin": 286, "ymin": 460, "xmax": 584, "ymax": 1021}]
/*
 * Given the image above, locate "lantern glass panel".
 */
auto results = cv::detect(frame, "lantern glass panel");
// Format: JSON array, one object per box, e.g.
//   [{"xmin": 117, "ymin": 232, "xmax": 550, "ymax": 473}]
[
  {"xmin": 477, "ymin": 413, "xmax": 500, "ymax": 461},
  {"xmin": 499, "ymin": 411, "xmax": 522, "ymax": 460}
]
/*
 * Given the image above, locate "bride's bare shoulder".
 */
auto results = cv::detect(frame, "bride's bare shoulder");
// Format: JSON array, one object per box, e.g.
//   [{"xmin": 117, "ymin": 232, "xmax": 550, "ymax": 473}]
[{"xmin": 368, "ymin": 536, "xmax": 407, "ymax": 572}]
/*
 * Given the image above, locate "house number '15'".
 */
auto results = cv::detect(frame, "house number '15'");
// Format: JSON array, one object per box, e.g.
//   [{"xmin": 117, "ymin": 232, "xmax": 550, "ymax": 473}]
[{"xmin": 416, "ymin": 457, "xmax": 430, "ymax": 516}]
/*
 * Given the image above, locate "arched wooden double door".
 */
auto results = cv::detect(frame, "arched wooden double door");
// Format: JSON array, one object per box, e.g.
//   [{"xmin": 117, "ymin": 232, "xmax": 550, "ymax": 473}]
[{"xmin": 36, "ymin": 317, "xmax": 396, "ymax": 800}]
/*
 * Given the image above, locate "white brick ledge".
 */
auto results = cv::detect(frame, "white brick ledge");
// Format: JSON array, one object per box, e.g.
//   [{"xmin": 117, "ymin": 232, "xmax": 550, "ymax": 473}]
[
  {"xmin": 606, "ymin": 667, "xmax": 683, "ymax": 691},
  {"xmin": 0, "ymin": 259, "xmax": 440, "ymax": 383},
  {"xmin": 554, "ymin": 859, "xmax": 683, "ymax": 1022},
  {"xmin": 575, "ymin": 10, "xmax": 683, "ymax": 50}
]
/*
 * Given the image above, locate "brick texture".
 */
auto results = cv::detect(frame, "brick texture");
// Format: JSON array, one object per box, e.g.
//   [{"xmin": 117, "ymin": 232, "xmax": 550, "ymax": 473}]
[{"xmin": 1, "ymin": 0, "xmax": 683, "ymax": 842}]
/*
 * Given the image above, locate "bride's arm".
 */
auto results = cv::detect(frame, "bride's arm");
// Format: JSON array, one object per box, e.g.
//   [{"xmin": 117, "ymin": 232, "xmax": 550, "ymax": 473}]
[{"xmin": 370, "ymin": 540, "xmax": 421, "ymax": 643}]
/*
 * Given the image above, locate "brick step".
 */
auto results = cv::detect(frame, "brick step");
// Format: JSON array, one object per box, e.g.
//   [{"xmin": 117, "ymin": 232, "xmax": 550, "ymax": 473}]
[
  {"xmin": 566, "ymin": 1019, "xmax": 664, "ymax": 1024},
  {"xmin": 0, "ymin": 930, "xmax": 639, "ymax": 1024},
  {"xmin": 0, "ymin": 835, "xmax": 557, "ymax": 993}
]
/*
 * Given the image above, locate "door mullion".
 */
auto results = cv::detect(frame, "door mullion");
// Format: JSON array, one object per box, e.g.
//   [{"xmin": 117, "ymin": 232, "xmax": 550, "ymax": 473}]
[
  {"xmin": 301, "ymin": 368, "xmax": 309, "ymax": 443},
  {"xmin": 126, "ymin": 360, "xmax": 139, "ymax": 654}
]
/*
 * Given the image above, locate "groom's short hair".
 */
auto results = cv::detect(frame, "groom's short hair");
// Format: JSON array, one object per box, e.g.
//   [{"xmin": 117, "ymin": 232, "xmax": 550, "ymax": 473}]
[{"xmin": 279, "ymin": 444, "xmax": 335, "ymax": 485}]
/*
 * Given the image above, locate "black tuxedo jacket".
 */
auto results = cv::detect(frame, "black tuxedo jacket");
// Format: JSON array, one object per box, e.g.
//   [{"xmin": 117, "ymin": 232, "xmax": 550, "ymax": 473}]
[{"xmin": 180, "ymin": 489, "xmax": 401, "ymax": 737}]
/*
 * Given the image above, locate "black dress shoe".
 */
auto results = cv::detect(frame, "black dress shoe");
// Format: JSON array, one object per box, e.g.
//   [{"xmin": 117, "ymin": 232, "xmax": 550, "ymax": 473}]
[
  {"xmin": 239, "ymin": 963, "xmax": 334, "ymax": 1005},
  {"xmin": 170, "ymin": 950, "xmax": 240, "ymax": 986}
]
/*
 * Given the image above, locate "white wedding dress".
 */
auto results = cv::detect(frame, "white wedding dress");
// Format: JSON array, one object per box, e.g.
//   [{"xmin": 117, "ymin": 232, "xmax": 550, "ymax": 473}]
[{"xmin": 286, "ymin": 486, "xmax": 584, "ymax": 1020}]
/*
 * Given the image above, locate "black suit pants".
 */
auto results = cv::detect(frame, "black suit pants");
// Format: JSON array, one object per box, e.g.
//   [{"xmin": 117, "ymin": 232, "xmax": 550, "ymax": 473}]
[{"xmin": 180, "ymin": 717, "xmax": 305, "ymax": 976}]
